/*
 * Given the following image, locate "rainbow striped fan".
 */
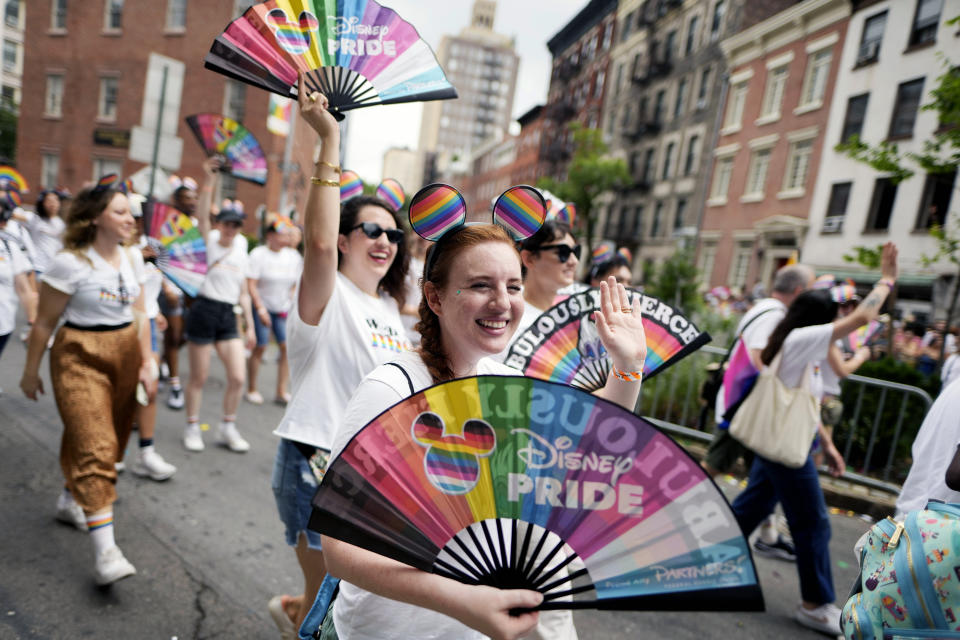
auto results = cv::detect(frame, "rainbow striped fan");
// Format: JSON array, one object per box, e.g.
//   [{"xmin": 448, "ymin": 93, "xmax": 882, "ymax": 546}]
[
  {"xmin": 0, "ymin": 165, "xmax": 28, "ymax": 192},
  {"xmin": 312, "ymin": 376, "xmax": 763, "ymax": 612},
  {"xmin": 185, "ymin": 114, "xmax": 268, "ymax": 185},
  {"xmin": 204, "ymin": 0, "xmax": 458, "ymax": 115},
  {"xmin": 148, "ymin": 202, "xmax": 208, "ymax": 297},
  {"xmin": 505, "ymin": 289, "xmax": 711, "ymax": 391},
  {"xmin": 844, "ymin": 317, "xmax": 887, "ymax": 354}
]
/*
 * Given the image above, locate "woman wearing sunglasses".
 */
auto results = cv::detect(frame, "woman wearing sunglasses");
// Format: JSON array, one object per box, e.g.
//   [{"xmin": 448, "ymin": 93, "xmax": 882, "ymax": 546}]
[
  {"xmin": 20, "ymin": 178, "xmax": 156, "ymax": 585},
  {"xmin": 267, "ymin": 77, "xmax": 412, "ymax": 637}
]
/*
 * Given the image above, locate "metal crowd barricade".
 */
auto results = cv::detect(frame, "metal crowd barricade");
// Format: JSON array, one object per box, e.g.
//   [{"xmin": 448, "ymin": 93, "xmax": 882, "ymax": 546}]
[{"xmin": 638, "ymin": 345, "xmax": 933, "ymax": 496}]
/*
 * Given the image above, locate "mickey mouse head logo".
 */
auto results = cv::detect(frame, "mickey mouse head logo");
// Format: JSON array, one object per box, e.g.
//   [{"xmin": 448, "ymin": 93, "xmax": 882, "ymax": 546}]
[
  {"xmin": 412, "ymin": 412, "xmax": 496, "ymax": 495},
  {"xmin": 266, "ymin": 8, "xmax": 319, "ymax": 55}
]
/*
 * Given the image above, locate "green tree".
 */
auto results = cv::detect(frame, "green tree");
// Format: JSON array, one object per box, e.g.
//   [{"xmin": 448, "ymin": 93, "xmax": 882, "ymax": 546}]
[
  {"xmin": 537, "ymin": 123, "xmax": 630, "ymax": 259},
  {"xmin": 836, "ymin": 35, "xmax": 960, "ymax": 372},
  {"xmin": 644, "ymin": 247, "xmax": 702, "ymax": 313}
]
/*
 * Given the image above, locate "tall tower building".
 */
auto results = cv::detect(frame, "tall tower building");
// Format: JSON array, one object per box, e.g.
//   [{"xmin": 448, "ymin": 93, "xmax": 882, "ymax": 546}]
[{"xmin": 418, "ymin": 0, "xmax": 519, "ymax": 173}]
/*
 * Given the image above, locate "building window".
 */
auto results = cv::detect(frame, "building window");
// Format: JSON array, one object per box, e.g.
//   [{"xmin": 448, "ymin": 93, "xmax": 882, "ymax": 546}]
[
  {"xmin": 614, "ymin": 63, "xmax": 624, "ymax": 98},
  {"xmin": 865, "ymin": 178, "xmax": 898, "ymax": 231},
  {"xmin": 674, "ymin": 198, "xmax": 687, "ymax": 230},
  {"xmin": 684, "ymin": 134, "xmax": 699, "ymax": 176},
  {"xmin": 1, "ymin": 85, "xmax": 15, "ymax": 109},
  {"xmin": 632, "ymin": 205, "xmax": 645, "ymax": 237},
  {"xmin": 915, "ymin": 170, "xmax": 955, "ymax": 229},
  {"xmin": 51, "ymin": 0, "xmax": 67, "ymax": 30},
  {"xmin": 888, "ymin": 78, "xmax": 924, "ymax": 139},
  {"xmin": 653, "ymin": 89, "xmax": 666, "ymax": 123},
  {"xmin": 104, "ymin": 0, "xmax": 123, "ymax": 30},
  {"xmin": 730, "ymin": 242, "xmax": 752, "ymax": 288},
  {"xmin": 651, "ymin": 201, "xmax": 663, "ymax": 237},
  {"xmin": 909, "ymin": 0, "xmax": 942, "ymax": 47},
  {"xmin": 857, "ymin": 11, "xmax": 886, "ymax": 66},
  {"xmin": 840, "ymin": 93, "xmax": 869, "ymax": 143},
  {"xmin": 710, "ymin": 0, "xmax": 725, "ymax": 41},
  {"xmin": 98, "ymin": 77, "xmax": 119, "ymax": 121},
  {"xmin": 642, "ymin": 147, "xmax": 656, "ymax": 184},
  {"xmin": 674, "ymin": 77, "xmax": 687, "ymax": 118},
  {"xmin": 5, "ymin": 0, "xmax": 20, "ymax": 28},
  {"xmin": 224, "ymin": 80, "xmax": 247, "ymax": 122},
  {"xmin": 710, "ymin": 156, "xmax": 734, "ymax": 201},
  {"xmin": 594, "ymin": 70, "xmax": 605, "ymax": 99},
  {"xmin": 724, "ymin": 82, "xmax": 748, "ymax": 130},
  {"xmin": 697, "ymin": 67, "xmax": 710, "ymax": 110},
  {"xmin": 45, "ymin": 74, "xmax": 64, "ymax": 117},
  {"xmin": 664, "ymin": 30, "xmax": 676, "ymax": 64},
  {"xmin": 2, "ymin": 40, "xmax": 17, "ymax": 72},
  {"xmin": 41, "ymin": 153, "xmax": 59, "ymax": 189},
  {"xmin": 822, "ymin": 182, "xmax": 852, "ymax": 233},
  {"xmin": 698, "ymin": 243, "xmax": 717, "ymax": 284},
  {"xmin": 605, "ymin": 208, "xmax": 620, "ymax": 237},
  {"xmin": 783, "ymin": 139, "xmax": 813, "ymax": 193},
  {"xmin": 662, "ymin": 142, "xmax": 675, "ymax": 180},
  {"xmin": 760, "ymin": 66, "xmax": 788, "ymax": 120},
  {"xmin": 799, "ymin": 49, "xmax": 832, "ymax": 108},
  {"xmin": 92, "ymin": 157, "xmax": 122, "ymax": 181},
  {"xmin": 621, "ymin": 10, "xmax": 634, "ymax": 42},
  {"xmin": 685, "ymin": 15, "xmax": 699, "ymax": 56},
  {"xmin": 745, "ymin": 149, "xmax": 772, "ymax": 198},
  {"xmin": 166, "ymin": 0, "xmax": 187, "ymax": 30}
]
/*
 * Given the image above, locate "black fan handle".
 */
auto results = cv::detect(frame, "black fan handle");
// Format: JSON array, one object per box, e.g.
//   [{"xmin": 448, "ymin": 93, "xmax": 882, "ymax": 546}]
[{"xmin": 329, "ymin": 108, "xmax": 345, "ymax": 122}]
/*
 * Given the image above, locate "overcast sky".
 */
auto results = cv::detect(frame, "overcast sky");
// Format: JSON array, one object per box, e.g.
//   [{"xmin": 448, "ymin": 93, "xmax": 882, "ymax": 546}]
[{"xmin": 341, "ymin": 0, "xmax": 589, "ymax": 183}]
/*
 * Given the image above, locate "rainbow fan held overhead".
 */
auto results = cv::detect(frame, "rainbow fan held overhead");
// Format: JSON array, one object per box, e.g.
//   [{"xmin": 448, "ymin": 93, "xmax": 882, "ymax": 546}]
[
  {"xmin": 0, "ymin": 166, "xmax": 28, "ymax": 192},
  {"xmin": 185, "ymin": 114, "xmax": 268, "ymax": 185}
]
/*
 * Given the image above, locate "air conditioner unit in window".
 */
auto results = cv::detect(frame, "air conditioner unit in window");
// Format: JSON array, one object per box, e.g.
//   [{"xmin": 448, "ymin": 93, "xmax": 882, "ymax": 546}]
[
  {"xmin": 822, "ymin": 216, "xmax": 844, "ymax": 233},
  {"xmin": 856, "ymin": 40, "xmax": 879, "ymax": 65}
]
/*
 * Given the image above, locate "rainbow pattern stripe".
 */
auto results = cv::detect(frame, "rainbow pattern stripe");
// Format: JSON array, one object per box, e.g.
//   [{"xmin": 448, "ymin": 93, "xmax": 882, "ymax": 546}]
[
  {"xmin": 718, "ymin": 339, "xmax": 758, "ymax": 426},
  {"xmin": 831, "ymin": 284, "xmax": 859, "ymax": 304},
  {"xmin": 376, "ymin": 178, "xmax": 405, "ymax": 212},
  {"xmin": 148, "ymin": 202, "xmax": 208, "ymax": 297},
  {"xmin": 409, "ymin": 185, "xmax": 466, "ymax": 241},
  {"xmin": 266, "ymin": 8, "xmax": 319, "ymax": 54},
  {"xmin": 492, "ymin": 186, "xmax": 546, "ymax": 240},
  {"xmin": 185, "ymin": 114, "xmax": 267, "ymax": 185},
  {"xmin": 846, "ymin": 319, "xmax": 885, "ymax": 353},
  {"xmin": 592, "ymin": 243, "xmax": 615, "ymax": 266},
  {"xmin": 313, "ymin": 376, "xmax": 762, "ymax": 611},
  {"xmin": 340, "ymin": 170, "xmax": 364, "ymax": 201},
  {"xmin": 558, "ymin": 203, "xmax": 576, "ymax": 225},
  {"xmin": 617, "ymin": 247, "xmax": 632, "ymax": 262},
  {"xmin": 0, "ymin": 166, "xmax": 27, "ymax": 192}
]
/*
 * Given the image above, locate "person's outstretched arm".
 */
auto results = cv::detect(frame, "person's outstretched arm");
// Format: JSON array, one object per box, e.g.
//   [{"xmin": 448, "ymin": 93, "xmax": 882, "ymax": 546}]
[
  {"xmin": 832, "ymin": 243, "xmax": 898, "ymax": 341},
  {"xmin": 593, "ymin": 277, "xmax": 647, "ymax": 410}
]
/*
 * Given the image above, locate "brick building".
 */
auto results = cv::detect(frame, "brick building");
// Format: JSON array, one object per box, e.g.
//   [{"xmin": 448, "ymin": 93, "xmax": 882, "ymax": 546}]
[
  {"xmin": 512, "ymin": 105, "xmax": 546, "ymax": 187},
  {"xmin": 16, "ymin": 1, "xmax": 316, "ymax": 230},
  {"xmin": 698, "ymin": 0, "xmax": 851, "ymax": 291}
]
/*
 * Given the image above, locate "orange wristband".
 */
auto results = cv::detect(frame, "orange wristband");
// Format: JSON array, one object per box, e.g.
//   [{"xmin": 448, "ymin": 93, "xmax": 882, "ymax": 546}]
[{"xmin": 611, "ymin": 365, "xmax": 643, "ymax": 382}]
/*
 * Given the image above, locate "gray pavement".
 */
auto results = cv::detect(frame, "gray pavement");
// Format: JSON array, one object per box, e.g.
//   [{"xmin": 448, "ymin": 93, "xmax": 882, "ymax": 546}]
[{"xmin": 0, "ymin": 331, "xmax": 867, "ymax": 639}]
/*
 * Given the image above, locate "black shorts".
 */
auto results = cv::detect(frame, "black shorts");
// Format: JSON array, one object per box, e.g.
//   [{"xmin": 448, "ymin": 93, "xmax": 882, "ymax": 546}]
[
  {"xmin": 184, "ymin": 296, "xmax": 238, "ymax": 344},
  {"xmin": 705, "ymin": 429, "xmax": 754, "ymax": 474}
]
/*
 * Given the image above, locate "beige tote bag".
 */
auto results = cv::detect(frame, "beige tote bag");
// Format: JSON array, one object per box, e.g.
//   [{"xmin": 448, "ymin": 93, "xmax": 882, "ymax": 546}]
[{"xmin": 727, "ymin": 349, "xmax": 820, "ymax": 468}]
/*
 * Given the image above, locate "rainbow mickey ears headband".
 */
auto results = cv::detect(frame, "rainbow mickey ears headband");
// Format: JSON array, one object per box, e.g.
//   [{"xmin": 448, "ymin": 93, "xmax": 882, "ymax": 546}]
[
  {"xmin": 589, "ymin": 243, "xmax": 633, "ymax": 278},
  {"xmin": 339, "ymin": 170, "xmax": 407, "ymax": 213},
  {"xmin": 93, "ymin": 174, "xmax": 134, "ymax": 195}
]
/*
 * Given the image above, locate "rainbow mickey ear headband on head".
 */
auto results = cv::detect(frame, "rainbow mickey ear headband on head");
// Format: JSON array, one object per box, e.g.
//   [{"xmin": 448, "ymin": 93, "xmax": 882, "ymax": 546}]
[
  {"xmin": 409, "ymin": 183, "xmax": 547, "ymax": 280},
  {"xmin": 92, "ymin": 174, "xmax": 134, "ymax": 195},
  {"xmin": 339, "ymin": 170, "xmax": 408, "ymax": 213}
]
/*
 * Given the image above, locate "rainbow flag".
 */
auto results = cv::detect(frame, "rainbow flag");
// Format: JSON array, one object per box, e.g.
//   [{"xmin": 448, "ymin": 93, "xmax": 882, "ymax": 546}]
[
  {"xmin": 267, "ymin": 94, "xmax": 292, "ymax": 136},
  {"xmin": 718, "ymin": 338, "xmax": 759, "ymax": 428}
]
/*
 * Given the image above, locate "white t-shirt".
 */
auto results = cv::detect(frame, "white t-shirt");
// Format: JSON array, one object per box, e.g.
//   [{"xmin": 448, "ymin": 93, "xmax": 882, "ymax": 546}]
[
  {"xmin": 21, "ymin": 209, "xmax": 65, "ymax": 273},
  {"xmin": 330, "ymin": 350, "xmax": 514, "ymax": 640},
  {"xmin": 821, "ymin": 341, "xmax": 844, "ymax": 397},
  {"xmin": 273, "ymin": 273, "xmax": 413, "ymax": 449},
  {"xmin": 208, "ymin": 228, "xmax": 248, "ymax": 252},
  {"xmin": 943, "ymin": 354, "xmax": 960, "ymax": 389},
  {"xmin": 42, "ymin": 246, "xmax": 146, "ymax": 327},
  {"xmin": 774, "ymin": 323, "xmax": 835, "ymax": 401},
  {"xmin": 402, "ymin": 256, "xmax": 424, "ymax": 343},
  {"xmin": 199, "ymin": 234, "xmax": 248, "ymax": 305},
  {"xmin": 895, "ymin": 379, "xmax": 960, "ymax": 518},
  {"xmin": 137, "ymin": 237, "xmax": 162, "ymax": 319},
  {"xmin": 246, "ymin": 245, "xmax": 302, "ymax": 314},
  {"xmin": 1, "ymin": 219, "xmax": 38, "ymax": 270},
  {"xmin": 0, "ymin": 236, "xmax": 30, "ymax": 335}
]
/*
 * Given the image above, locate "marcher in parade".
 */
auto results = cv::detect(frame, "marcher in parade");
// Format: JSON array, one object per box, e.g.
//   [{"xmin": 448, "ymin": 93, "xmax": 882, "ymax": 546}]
[
  {"xmin": 0, "ymin": 191, "xmax": 37, "ymax": 364},
  {"xmin": 12, "ymin": 188, "xmax": 66, "ymax": 276},
  {"xmin": 268, "ymin": 76, "xmax": 412, "ymax": 638},
  {"xmin": 20, "ymin": 176, "xmax": 157, "ymax": 585}
]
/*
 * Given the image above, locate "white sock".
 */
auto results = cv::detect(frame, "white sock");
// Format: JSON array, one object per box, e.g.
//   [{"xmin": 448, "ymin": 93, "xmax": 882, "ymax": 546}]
[
  {"xmin": 87, "ymin": 511, "xmax": 116, "ymax": 556},
  {"xmin": 759, "ymin": 514, "xmax": 779, "ymax": 544}
]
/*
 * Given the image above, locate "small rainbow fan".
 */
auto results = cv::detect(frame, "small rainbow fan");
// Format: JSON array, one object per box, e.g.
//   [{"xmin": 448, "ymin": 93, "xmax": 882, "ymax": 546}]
[
  {"xmin": 0, "ymin": 166, "xmax": 28, "ymax": 192},
  {"xmin": 845, "ymin": 318, "xmax": 887, "ymax": 354},
  {"xmin": 505, "ymin": 289, "xmax": 711, "ymax": 391},
  {"xmin": 185, "ymin": 114, "xmax": 268, "ymax": 185},
  {"xmin": 204, "ymin": 1, "xmax": 458, "ymax": 115},
  {"xmin": 311, "ymin": 376, "xmax": 764, "ymax": 612},
  {"xmin": 148, "ymin": 202, "xmax": 208, "ymax": 297}
]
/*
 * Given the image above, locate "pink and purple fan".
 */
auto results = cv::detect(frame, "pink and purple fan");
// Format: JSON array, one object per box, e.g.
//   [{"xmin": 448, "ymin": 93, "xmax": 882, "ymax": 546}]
[{"xmin": 185, "ymin": 114, "xmax": 268, "ymax": 185}]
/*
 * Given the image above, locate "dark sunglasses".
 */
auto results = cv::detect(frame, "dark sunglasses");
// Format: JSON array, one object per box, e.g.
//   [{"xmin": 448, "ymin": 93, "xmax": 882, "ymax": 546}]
[
  {"xmin": 539, "ymin": 243, "xmax": 582, "ymax": 263},
  {"xmin": 352, "ymin": 222, "xmax": 404, "ymax": 244}
]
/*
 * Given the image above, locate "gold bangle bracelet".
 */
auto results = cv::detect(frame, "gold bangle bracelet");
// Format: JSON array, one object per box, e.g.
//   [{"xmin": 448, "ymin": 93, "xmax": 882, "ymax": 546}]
[
  {"xmin": 311, "ymin": 177, "xmax": 340, "ymax": 187},
  {"xmin": 316, "ymin": 161, "xmax": 342, "ymax": 174}
]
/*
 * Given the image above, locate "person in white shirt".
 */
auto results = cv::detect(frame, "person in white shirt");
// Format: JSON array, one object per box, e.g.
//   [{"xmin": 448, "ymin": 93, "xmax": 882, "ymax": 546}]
[
  {"xmin": 730, "ymin": 243, "xmax": 898, "ymax": 637},
  {"xmin": 19, "ymin": 176, "xmax": 157, "ymax": 586},
  {"xmin": 267, "ymin": 81, "xmax": 413, "ymax": 637},
  {"xmin": 0, "ymin": 194, "xmax": 37, "ymax": 359},
  {"xmin": 320, "ymin": 219, "xmax": 649, "ymax": 640},
  {"xmin": 181, "ymin": 160, "xmax": 256, "ymax": 454},
  {"xmin": 12, "ymin": 189, "xmax": 66, "ymax": 275},
  {"xmin": 245, "ymin": 216, "xmax": 303, "ymax": 405}
]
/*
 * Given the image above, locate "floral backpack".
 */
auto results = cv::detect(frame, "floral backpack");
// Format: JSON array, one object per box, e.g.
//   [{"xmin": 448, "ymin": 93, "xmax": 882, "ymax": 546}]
[{"xmin": 842, "ymin": 501, "xmax": 960, "ymax": 639}]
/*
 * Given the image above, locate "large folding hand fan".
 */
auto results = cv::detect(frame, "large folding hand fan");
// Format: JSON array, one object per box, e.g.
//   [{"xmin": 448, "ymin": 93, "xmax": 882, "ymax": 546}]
[
  {"xmin": 311, "ymin": 376, "xmax": 763, "ymax": 612},
  {"xmin": 505, "ymin": 289, "xmax": 711, "ymax": 391},
  {"xmin": 204, "ymin": 0, "xmax": 458, "ymax": 115},
  {"xmin": 185, "ymin": 113, "xmax": 268, "ymax": 185},
  {"xmin": 148, "ymin": 202, "xmax": 208, "ymax": 297}
]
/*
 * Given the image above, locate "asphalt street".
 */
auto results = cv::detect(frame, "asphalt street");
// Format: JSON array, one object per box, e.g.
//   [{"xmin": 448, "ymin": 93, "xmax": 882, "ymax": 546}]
[{"xmin": 0, "ymin": 333, "xmax": 866, "ymax": 639}]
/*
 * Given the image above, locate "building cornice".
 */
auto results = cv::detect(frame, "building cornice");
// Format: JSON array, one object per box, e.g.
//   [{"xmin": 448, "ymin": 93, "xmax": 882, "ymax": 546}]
[{"xmin": 547, "ymin": 0, "xmax": 618, "ymax": 55}]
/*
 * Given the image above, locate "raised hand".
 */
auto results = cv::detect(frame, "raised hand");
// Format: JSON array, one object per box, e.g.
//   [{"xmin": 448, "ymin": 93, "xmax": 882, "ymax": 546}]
[
  {"xmin": 297, "ymin": 73, "xmax": 339, "ymax": 140},
  {"xmin": 593, "ymin": 276, "xmax": 646, "ymax": 373},
  {"xmin": 880, "ymin": 242, "xmax": 898, "ymax": 282}
]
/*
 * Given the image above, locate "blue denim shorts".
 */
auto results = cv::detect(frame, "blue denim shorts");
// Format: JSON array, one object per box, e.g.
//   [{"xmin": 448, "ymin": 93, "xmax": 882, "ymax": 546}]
[
  {"xmin": 149, "ymin": 317, "xmax": 160, "ymax": 354},
  {"xmin": 254, "ymin": 310, "xmax": 288, "ymax": 347},
  {"xmin": 272, "ymin": 438, "xmax": 324, "ymax": 550}
]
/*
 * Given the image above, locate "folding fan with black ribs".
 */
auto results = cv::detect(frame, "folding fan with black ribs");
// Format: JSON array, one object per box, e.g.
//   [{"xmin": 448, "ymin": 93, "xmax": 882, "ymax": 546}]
[
  {"xmin": 311, "ymin": 376, "xmax": 763, "ymax": 612},
  {"xmin": 204, "ymin": 0, "xmax": 458, "ymax": 115}
]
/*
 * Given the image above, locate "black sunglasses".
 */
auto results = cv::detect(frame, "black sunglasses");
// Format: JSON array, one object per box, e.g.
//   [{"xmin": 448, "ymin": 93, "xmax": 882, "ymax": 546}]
[
  {"xmin": 351, "ymin": 222, "xmax": 404, "ymax": 244},
  {"xmin": 538, "ymin": 243, "xmax": 582, "ymax": 263}
]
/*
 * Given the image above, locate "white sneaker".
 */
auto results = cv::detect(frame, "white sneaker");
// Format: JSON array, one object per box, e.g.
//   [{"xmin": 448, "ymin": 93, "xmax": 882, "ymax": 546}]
[
  {"xmin": 94, "ymin": 545, "xmax": 136, "ymax": 586},
  {"xmin": 115, "ymin": 460, "xmax": 125, "ymax": 473},
  {"xmin": 183, "ymin": 423, "xmax": 204, "ymax": 451},
  {"xmin": 132, "ymin": 447, "xmax": 177, "ymax": 481},
  {"xmin": 217, "ymin": 422, "xmax": 250, "ymax": 453},
  {"xmin": 166, "ymin": 386, "xmax": 184, "ymax": 410},
  {"xmin": 55, "ymin": 491, "xmax": 87, "ymax": 531},
  {"xmin": 794, "ymin": 602, "xmax": 842, "ymax": 636},
  {"xmin": 244, "ymin": 390, "xmax": 264, "ymax": 405}
]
